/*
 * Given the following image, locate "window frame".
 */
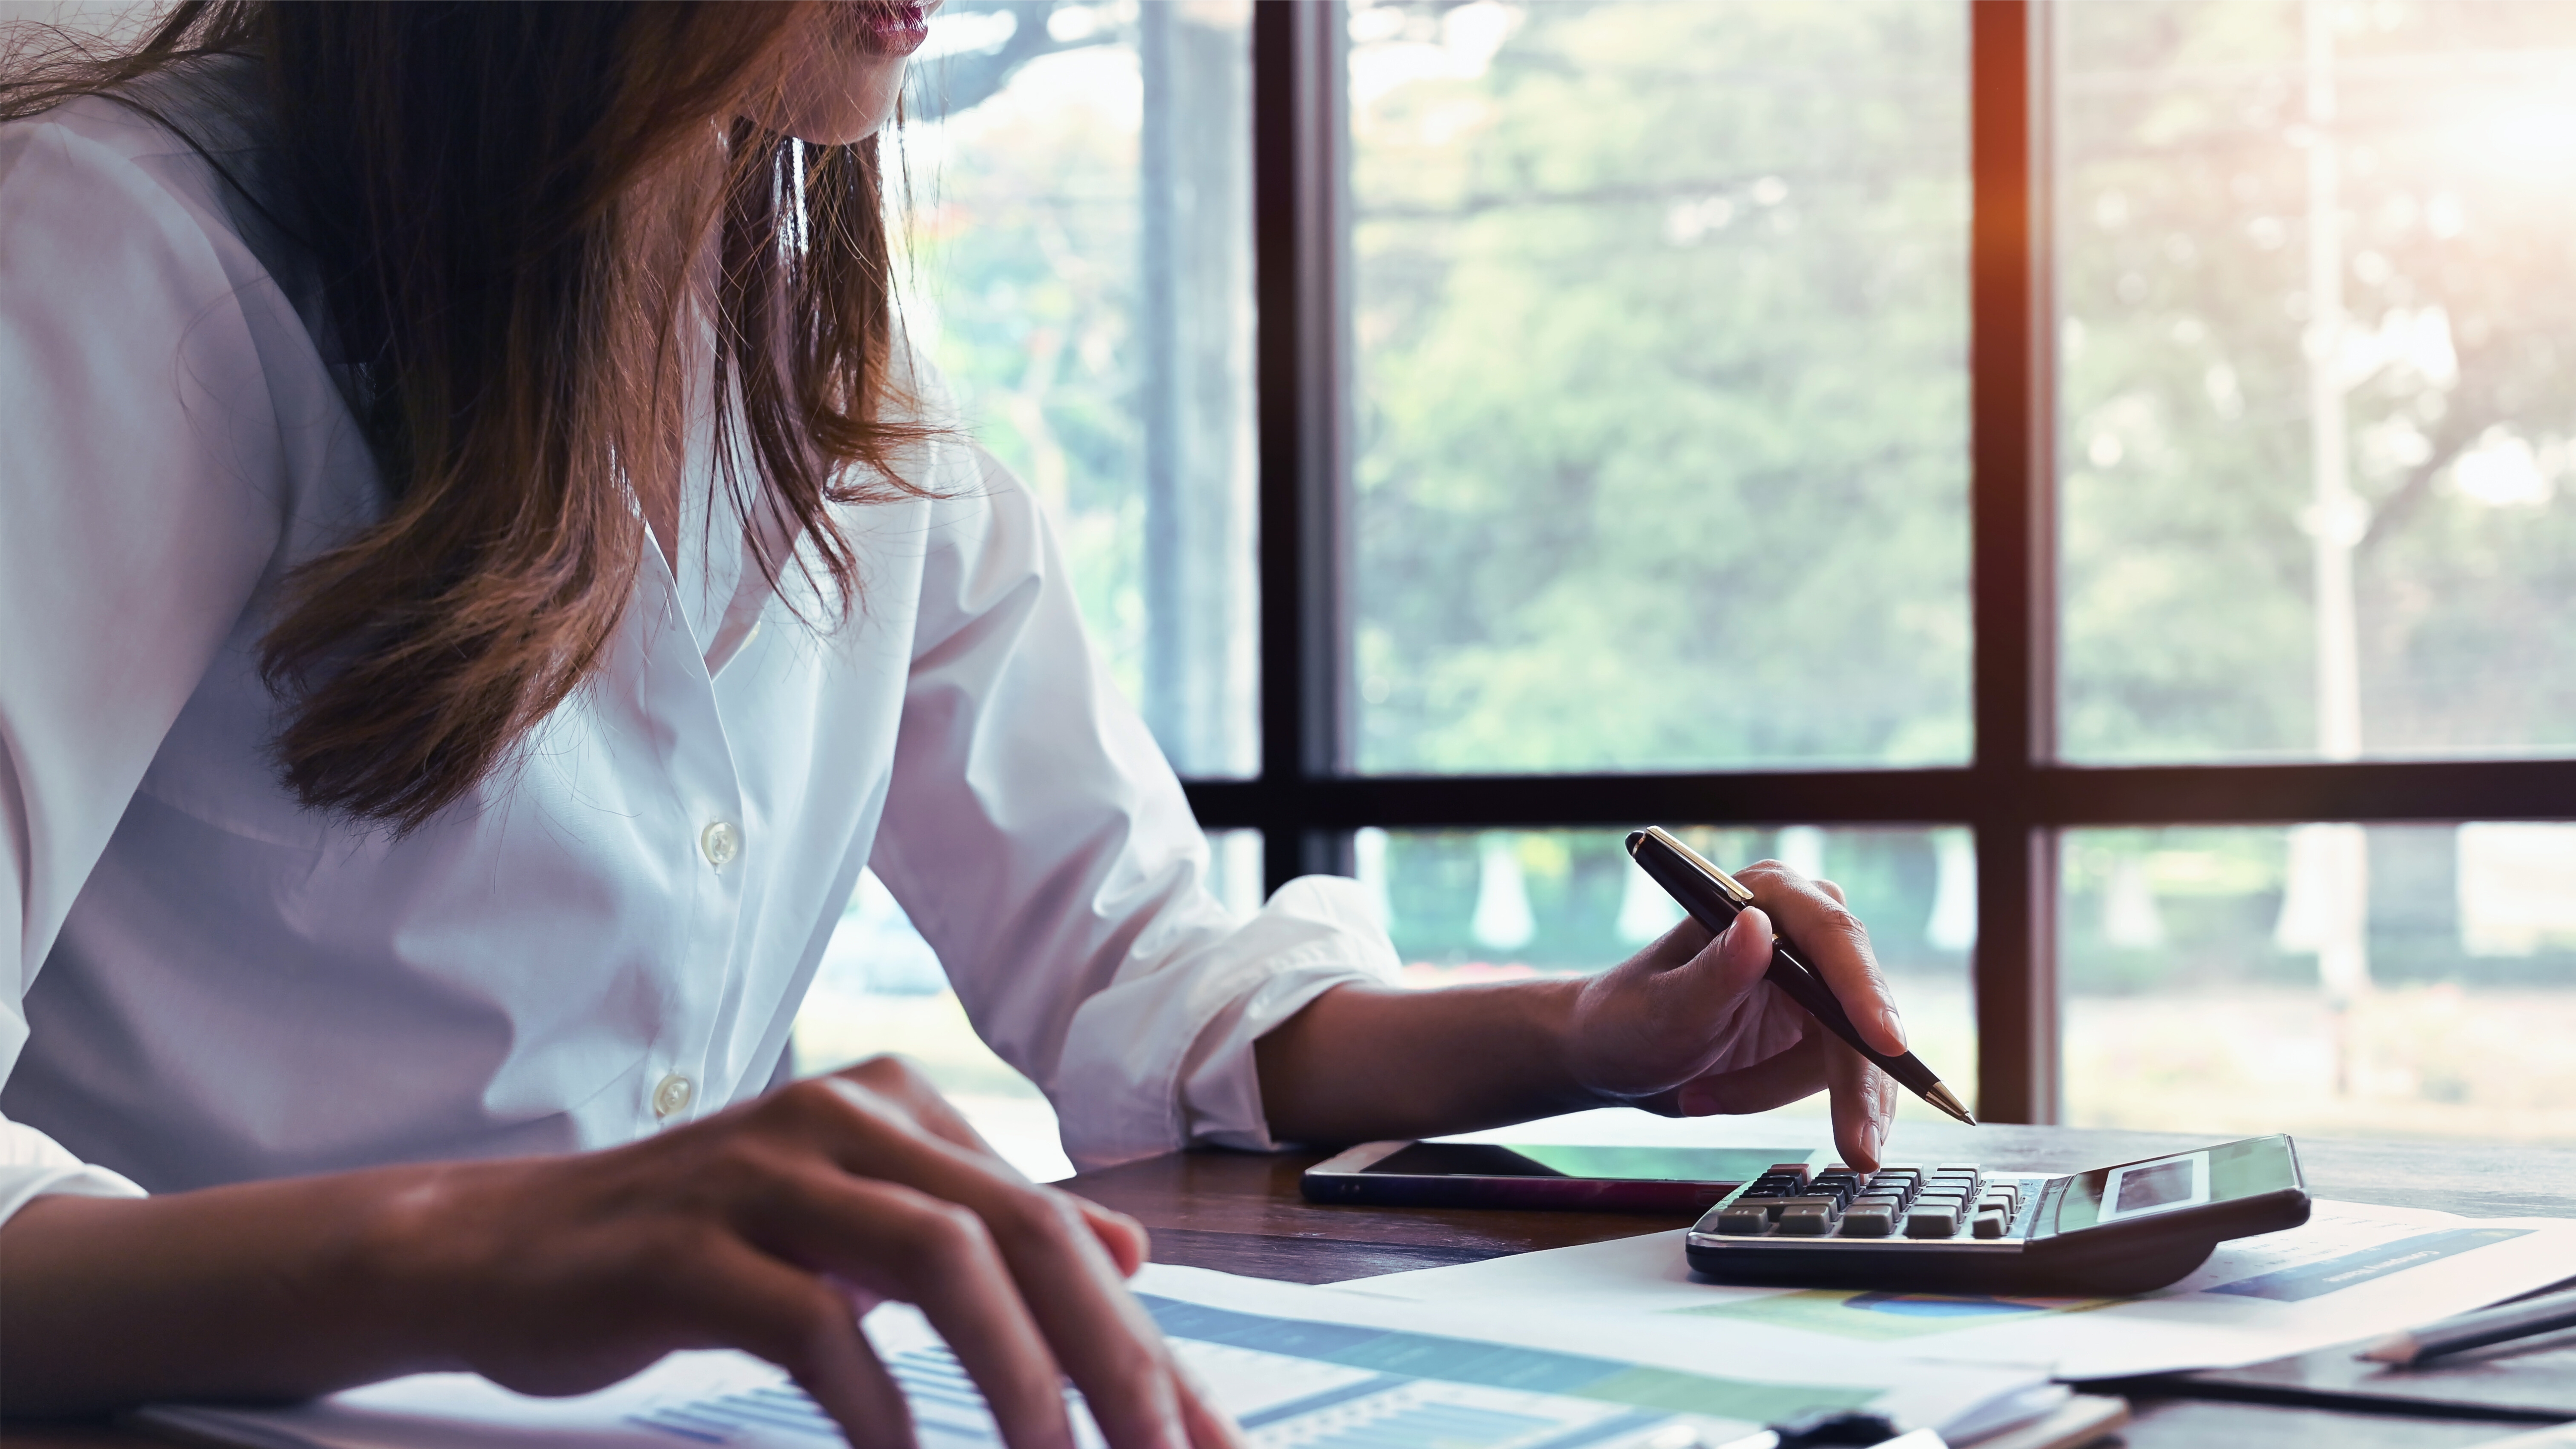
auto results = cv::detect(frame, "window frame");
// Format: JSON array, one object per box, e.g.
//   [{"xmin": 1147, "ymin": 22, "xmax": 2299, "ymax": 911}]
[{"xmin": 1182, "ymin": 0, "xmax": 2576, "ymax": 1124}]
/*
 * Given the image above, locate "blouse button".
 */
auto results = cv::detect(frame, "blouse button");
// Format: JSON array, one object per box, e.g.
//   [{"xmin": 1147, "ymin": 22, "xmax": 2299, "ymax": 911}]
[
  {"xmin": 652, "ymin": 1072, "xmax": 696, "ymax": 1119},
  {"xmin": 699, "ymin": 820, "xmax": 741, "ymax": 870}
]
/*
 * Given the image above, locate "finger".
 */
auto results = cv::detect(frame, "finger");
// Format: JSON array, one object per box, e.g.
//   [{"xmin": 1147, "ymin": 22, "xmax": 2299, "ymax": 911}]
[
  {"xmin": 748, "ymin": 1172, "xmax": 1076, "ymax": 1449},
  {"xmin": 1075, "ymin": 1198, "xmax": 1151, "ymax": 1278},
  {"xmin": 834, "ymin": 1057, "xmax": 1025, "ymax": 1179},
  {"xmin": 666, "ymin": 1236, "xmax": 918, "ymax": 1449},
  {"xmin": 1813, "ymin": 878, "xmax": 1846, "ymax": 906},
  {"xmin": 1672, "ymin": 1029, "xmax": 1835, "ymax": 1116},
  {"xmin": 1823, "ymin": 1032, "xmax": 1890, "ymax": 1173},
  {"xmin": 787, "ymin": 1089, "xmax": 1192, "ymax": 1449},
  {"xmin": 1653, "ymin": 905, "xmax": 1776, "ymax": 1030},
  {"xmin": 1628, "ymin": 913, "xmax": 1715, "ymax": 974},
  {"xmin": 1733, "ymin": 861, "xmax": 1905, "ymax": 1057},
  {"xmin": 969, "ymin": 1189, "xmax": 1191, "ymax": 1449},
  {"xmin": 1172, "ymin": 1353, "xmax": 1250, "ymax": 1449}
]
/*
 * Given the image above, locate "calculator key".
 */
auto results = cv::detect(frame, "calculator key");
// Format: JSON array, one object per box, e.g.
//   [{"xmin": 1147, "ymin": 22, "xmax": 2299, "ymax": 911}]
[
  {"xmin": 1717, "ymin": 1204, "xmax": 1772, "ymax": 1236},
  {"xmin": 1841, "ymin": 1204, "xmax": 1898, "ymax": 1238},
  {"xmin": 1972, "ymin": 1209, "xmax": 2011, "ymax": 1239},
  {"xmin": 1978, "ymin": 1191, "xmax": 2018, "ymax": 1214},
  {"xmin": 1936, "ymin": 1163, "xmax": 1983, "ymax": 1173},
  {"xmin": 1777, "ymin": 1203, "xmax": 1839, "ymax": 1236},
  {"xmin": 1766, "ymin": 1163, "xmax": 1816, "ymax": 1187},
  {"xmin": 1905, "ymin": 1206, "xmax": 1962, "ymax": 1239}
]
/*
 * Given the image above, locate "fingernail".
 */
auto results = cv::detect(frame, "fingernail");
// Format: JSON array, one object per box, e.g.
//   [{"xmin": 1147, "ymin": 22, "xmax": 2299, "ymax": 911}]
[{"xmin": 1877, "ymin": 1007, "xmax": 1908, "ymax": 1051}]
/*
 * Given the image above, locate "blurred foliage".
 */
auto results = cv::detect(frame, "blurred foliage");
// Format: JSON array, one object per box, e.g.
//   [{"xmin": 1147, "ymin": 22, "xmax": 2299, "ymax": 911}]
[
  {"xmin": 2059, "ymin": 0, "xmax": 2576, "ymax": 759},
  {"xmin": 1350, "ymin": 0, "xmax": 1971, "ymax": 773}
]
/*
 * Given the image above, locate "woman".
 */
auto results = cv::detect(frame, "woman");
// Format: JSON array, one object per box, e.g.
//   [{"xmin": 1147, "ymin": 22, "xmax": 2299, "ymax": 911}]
[{"xmin": 0, "ymin": 3, "xmax": 1911, "ymax": 1445}]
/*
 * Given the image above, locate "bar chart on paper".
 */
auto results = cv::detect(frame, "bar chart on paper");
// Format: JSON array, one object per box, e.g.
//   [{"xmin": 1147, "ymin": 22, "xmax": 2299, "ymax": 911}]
[
  {"xmin": 629, "ymin": 1292, "xmax": 1856, "ymax": 1448},
  {"xmin": 136, "ymin": 1267, "xmax": 2045, "ymax": 1449}
]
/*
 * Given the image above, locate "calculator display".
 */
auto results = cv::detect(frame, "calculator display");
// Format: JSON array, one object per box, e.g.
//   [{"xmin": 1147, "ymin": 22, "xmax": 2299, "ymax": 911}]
[
  {"xmin": 2117, "ymin": 1159, "xmax": 2196, "ymax": 1212},
  {"xmin": 2052, "ymin": 1134, "xmax": 2298, "ymax": 1235}
]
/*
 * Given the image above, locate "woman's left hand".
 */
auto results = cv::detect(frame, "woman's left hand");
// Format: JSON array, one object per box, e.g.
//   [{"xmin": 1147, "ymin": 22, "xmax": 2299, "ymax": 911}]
[{"xmin": 1559, "ymin": 860, "xmax": 1905, "ymax": 1170}]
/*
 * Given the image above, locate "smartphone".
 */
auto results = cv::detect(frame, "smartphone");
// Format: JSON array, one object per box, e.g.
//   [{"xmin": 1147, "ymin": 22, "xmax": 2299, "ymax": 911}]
[
  {"xmin": 1301, "ymin": 1140, "xmax": 1828, "ymax": 1214},
  {"xmin": 1685, "ymin": 1134, "xmax": 2311, "ymax": 1295}
]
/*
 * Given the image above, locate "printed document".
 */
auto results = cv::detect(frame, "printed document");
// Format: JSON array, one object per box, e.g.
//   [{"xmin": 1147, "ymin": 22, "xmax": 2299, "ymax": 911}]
[
  {"xmin": 135, "ymin": 1264, "xmax": 2056, "ymax": 1449},
  {"xmin": 1339, "ymin": 1199, "xmax": 2576, "ymax": 1379}
]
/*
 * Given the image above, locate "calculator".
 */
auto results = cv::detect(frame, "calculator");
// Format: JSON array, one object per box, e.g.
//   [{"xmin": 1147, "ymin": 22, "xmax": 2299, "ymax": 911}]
[{"xmin": 1686, "ymin": 1134, "xmax": 2311, "ymax": 1295}]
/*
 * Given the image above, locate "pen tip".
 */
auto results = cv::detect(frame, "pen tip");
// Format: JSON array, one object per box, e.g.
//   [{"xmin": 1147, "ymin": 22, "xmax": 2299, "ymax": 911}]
[
  {"xmin": 2355, "ymin": 1334, "xmax": 2414, "ymax": 1365},
  {"xmin": 1924, "ymin": 1082, "xmax": 1975, "ymax": 1126}
]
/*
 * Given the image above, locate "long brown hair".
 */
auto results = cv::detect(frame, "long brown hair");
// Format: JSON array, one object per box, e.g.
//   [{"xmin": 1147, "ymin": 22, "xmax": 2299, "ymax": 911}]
[{"xmin": 0, "ymin": 2, "xmax": 936, "ymax": 832}]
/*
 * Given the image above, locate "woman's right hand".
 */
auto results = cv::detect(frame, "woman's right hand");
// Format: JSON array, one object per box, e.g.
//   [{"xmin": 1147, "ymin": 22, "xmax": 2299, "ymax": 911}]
[
  {"xmin": 374, "ymin": 1056, "xmax": 1239, "ymax": 1449},
  {"xmin": 0, "ymin": 1055, "xmax": 1239, "ymax": 1449}
]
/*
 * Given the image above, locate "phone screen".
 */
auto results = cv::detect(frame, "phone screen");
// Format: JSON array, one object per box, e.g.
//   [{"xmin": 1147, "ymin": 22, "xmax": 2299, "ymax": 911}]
[
  {"xmin": 2052, "ymin": 1134, "xmax": 2299, "ymax": 1233},
  {"xmin": 1360, "ymin": 1142, "xmax": 1808, "ymax": 1184}
]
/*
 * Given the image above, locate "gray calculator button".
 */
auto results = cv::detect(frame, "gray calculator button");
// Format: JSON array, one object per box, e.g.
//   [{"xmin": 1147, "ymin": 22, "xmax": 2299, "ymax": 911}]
[
  {"xmin": 1972, "ymin": 1209, "xmax": 2011, "ymax": 1239},
  {"xmin": 1717, "ymin": 1204, "xmax": 1771, "ymax": 1236},
  {"xmin": 1841, "ymin": 1204, "xmax": 1897, "ymax": 1238},
  {"xmin": 1777, "ymin": 1202, "xmax": 1839, "ymax": 1236},
  {"xmin": 1905, "ymin": 1206, "xmax": 1962, "ymax": 1239}
]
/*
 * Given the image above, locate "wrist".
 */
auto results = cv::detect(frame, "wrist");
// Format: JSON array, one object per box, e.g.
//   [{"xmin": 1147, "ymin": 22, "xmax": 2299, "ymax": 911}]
[
  {"xmin": 1531, "ymin": 974, "xmax": 1627, "ymax": 1113},
  {"xmin": 1555, "ymin": 969, "xmax": 1660, "ymax": 1112},
  {"xmin": 340, "ymin": 1162, "xmax": 487, "ymax": 1375}
]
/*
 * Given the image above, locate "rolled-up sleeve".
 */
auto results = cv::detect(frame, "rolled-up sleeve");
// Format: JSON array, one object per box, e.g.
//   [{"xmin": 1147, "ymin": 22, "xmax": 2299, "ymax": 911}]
[
  {"xmin": 869, "ymin": 445, "xmax": 1396, "ymax": 1172},
  {"xmin": 0, "ymin": 109, "xmax": 292, "ymax": 1224}
]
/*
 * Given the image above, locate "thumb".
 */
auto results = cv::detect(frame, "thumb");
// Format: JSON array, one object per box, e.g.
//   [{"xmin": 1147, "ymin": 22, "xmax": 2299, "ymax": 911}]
[{"xmin": 1681, "ymin": 905, "xmax": 1775, "ymax": 1002}]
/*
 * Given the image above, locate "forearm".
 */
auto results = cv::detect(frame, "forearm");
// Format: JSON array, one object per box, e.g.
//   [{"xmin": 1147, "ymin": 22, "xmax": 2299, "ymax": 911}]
[
  {"xmin": 1252, "ymin": 981, "xmax": 1607, "ymax": 1145},
  {"xmin": 0, "ymin": 1166, "xmax": 452, "ymax": 1416}
]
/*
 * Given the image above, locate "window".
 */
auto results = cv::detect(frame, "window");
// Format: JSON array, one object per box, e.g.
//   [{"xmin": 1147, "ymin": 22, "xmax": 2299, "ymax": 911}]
[
  {"xmin": 1185, "ymin": 0, "xmax": 2576, "ymax": 1139},
  {"xmin": 1346, "ymin": 2, "xmax": 1971, "ymax": 775},
  {"xmin": 808, "ymin": 0, "xmax": 2576, "ymax": 1157}
]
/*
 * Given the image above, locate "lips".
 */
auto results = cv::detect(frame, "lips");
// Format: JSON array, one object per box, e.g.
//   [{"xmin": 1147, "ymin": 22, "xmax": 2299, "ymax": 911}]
[{"xmin": 857, "ymin": 1, "xmax": 930, "ymax": 57}]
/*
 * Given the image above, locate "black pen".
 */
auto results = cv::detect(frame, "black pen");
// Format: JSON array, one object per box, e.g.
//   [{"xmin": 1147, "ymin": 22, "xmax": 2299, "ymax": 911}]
[
  {"xmin": 1624, "ymin": 826, "xmax": 1976, "ymax": 1126},
  {"xmin": 2357, "ymin": 1288, "xmax": 2576, "ymax": 1366}
]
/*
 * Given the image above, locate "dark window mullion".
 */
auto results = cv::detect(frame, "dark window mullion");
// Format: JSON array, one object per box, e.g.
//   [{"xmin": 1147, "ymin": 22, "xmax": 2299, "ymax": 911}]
[
  {"xmin": 1250, "ymin": 1, "xmax": 1351, "ymax": 891},
  {"xmin": 1970, "ymin": 0, "xmax": 2058, "ymax": 1124},
  {"xmin": 1184, "ymin": 756, "xmax": 2576, "ymax": 832}
]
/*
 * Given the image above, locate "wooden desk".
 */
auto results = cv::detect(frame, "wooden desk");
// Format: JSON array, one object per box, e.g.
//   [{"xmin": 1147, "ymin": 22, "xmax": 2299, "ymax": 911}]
[
  {"xmin": 12, "ymin": 1124, "xmax": 2572, "ymax": 1449},
  {"xmin": 1057, "ymin": 1122, "xmax": 2576, "ymax": 1449}
]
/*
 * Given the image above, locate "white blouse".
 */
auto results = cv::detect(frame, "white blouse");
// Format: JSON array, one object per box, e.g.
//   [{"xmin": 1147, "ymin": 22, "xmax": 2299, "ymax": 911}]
[{"xmin": 0, "ymin": 79, "xmax": 1394, "ymax": 1227}]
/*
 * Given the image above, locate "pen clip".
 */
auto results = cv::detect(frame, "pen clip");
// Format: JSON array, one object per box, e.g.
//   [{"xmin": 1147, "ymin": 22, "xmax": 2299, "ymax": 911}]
[{"xmin": 1638, "ymin": 826, "xmax": 1756, "ymax": 907}]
